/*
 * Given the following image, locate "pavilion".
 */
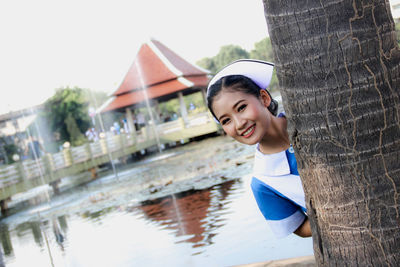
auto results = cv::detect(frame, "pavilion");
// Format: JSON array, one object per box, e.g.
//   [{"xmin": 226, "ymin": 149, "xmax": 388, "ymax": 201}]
[{"xmin": 99, "ymin": 38, "xmax": 211, "ymax": 127}]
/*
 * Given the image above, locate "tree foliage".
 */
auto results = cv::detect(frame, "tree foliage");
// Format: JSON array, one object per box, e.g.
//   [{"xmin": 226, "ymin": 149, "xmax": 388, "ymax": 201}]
[
  {"xmin": 249, "ymin": 37, "xmax": 274, "ymax": 62},
  {"xmin": 158, "ymin": 92, "xmax": 206, "ymax": 118},
  {"xmin": 33, "ymin": 87, "xmax": 91, "ymax": 148},
  {"xmin": 196, "ymin": 57, "xmax": 216, "ymax": 74},
  {"xmin": 65, "ymin": 113, "xmax": 86, "ymax": 146},
  {"xmin": 0, "ymin": 139, "xmax": 19, "ymax": 164},
  {"xmin": 28, "ymin": 87, "xmax": 110, "ymax": 149},
  {"xmin": 214, "ymin": 45, "xmax": 249, "ymax": 72},
  {"xmin": 196, "ymin": 45, "xmax": 249, "ymax": 74},
  {"xmin": 196, "ymin": 37, "xmax": 280, "ymax": 93}
]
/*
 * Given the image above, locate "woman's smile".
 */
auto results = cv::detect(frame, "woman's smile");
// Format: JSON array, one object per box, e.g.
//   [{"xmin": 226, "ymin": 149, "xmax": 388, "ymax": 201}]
[{"xmin": 241, "ymin": 124, "xmax": 256, "ymax": 138}]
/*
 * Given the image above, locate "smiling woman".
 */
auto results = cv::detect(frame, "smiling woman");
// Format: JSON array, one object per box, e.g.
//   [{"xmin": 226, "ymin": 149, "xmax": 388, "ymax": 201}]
[{"xmin": 207, "ymin": 59, "xmax": 311, "ymax": 238}]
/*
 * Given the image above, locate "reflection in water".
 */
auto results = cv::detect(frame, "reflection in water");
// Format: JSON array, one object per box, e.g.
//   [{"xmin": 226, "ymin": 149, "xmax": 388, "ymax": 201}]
[
  {"xmin": 52, "ymin": 217, "xmax": 65, "ymax": 249},
  {"xmin": 0, "ymin": 179, "xmax": 241, "ymax": 265},
  {"xmin": 137, "ymin": 180, "xmax": 237, "ymax": 250},
  {"xmin": 0, "ymin": 224, "xmax": 12, "ymax": 256},
  {"xmin": 0, "ymin": 214, "xmax": 69, "ymax": 260},
  {"xmin": 13, "ymin": 221, "xmax": 43, "ymax": 248},
  {"xmin": 0, "ymin": 176, "xmax": 313, "ymax": 266}
]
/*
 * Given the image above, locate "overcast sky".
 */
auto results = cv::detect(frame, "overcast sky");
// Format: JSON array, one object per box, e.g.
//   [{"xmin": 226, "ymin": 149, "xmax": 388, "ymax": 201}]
[{"xmin": 0, "ymin": 0, "xmax": 269, "ymax": 115}]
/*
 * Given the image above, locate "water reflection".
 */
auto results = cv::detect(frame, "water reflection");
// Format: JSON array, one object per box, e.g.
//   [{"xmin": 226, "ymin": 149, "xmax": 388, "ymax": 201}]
[
  {"xmin": 0, "ymin": 215, "xmax": 68, "ymax": 257},
  {"xmin": 0, "ymin": 179, "xmax": 243, "ymax": 265},
  {"xmin": 52, "ymin": 217, "xmax": 66, "ymax": 249},
  {"xmin": 137, "ymin": 180, "xmax": 237, "ymax": 250},
  {"xmin": 0, "ymin": 224, "xmax": 12, "ymax": 256},
  {"xmin": 0, "ymin": 173, "xmax": 313, "ymax": 266}
]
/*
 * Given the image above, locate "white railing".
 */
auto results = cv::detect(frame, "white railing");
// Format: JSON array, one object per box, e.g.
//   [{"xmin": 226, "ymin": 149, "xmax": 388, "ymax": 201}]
[
  {"xmin": 23, "ymin": 159, "xmax": 45, "ymax": 179},
  {"xmin": 70, "ymin": 146, "xmax": 89, "ymax": 163},
  {"xmin": 0, "ymin": 165, "xmax": 19, "ymax": 187},
  {"xmin": 0, "ymin": 112, "xmax": 219, "ymax": 194}
]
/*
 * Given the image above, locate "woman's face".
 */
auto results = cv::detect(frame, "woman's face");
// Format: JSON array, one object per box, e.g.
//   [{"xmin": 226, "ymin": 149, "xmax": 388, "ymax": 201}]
[{"xmin": 211, "ymin": 88, "xmax": 272, "ymax": 145}]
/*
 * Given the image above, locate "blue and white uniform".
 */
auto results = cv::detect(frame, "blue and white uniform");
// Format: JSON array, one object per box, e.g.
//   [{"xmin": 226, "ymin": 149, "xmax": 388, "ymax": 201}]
[{"xmin": 251, "ymin": 144, "xmax": 307, "ymax": 238}]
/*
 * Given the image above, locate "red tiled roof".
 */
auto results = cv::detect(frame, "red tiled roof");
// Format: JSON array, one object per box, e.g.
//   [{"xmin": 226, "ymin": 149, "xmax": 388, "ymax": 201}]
[
  {"xmin": 185, "ymin": 75, "xmax": 209, "ymax": 86},
  {"xmin": 151, "ymin": 39, "xmax": 207, "ymax": 77},
  {"xmin": 113, "ymin": 39, "xmax": 209, "ymax": 96},
  {"xmin": 114, "ymin": 44, "xmax": 178, "ymax": 96},
  {"xmin": 102, "ymin": 76, "xmax": 208, "ymax": 112},
  {"xmin": 101, "ymin": 39, "xmax": 210, "ymax": 112}
]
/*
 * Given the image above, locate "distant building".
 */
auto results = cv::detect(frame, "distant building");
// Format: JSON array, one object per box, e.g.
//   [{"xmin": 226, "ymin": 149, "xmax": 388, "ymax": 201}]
[
  {"xmin": 0, "ymin": 105, "xmax": 43, "ymax": 164},
  {"xmin": 0, "ymin": 105, "xmax": 42, "ymax": 137}
]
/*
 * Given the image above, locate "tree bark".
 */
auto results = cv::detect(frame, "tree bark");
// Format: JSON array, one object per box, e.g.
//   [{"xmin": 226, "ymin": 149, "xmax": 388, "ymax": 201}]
[{"xmin": 262, "ymin": 0, "xmax": 400, "ymax": 265}]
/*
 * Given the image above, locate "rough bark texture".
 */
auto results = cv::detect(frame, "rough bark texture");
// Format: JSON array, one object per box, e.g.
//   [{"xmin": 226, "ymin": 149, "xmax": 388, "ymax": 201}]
[{"xmin": 262, "ymin": 0, "xmax": 400, "ymax": 266}]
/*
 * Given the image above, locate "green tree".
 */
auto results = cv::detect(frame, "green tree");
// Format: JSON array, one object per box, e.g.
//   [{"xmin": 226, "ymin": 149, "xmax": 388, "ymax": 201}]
[
  {"xmin": 263, "ymin": 0, "xmax": 400, "ymax": 265},
  {"xmin": 196, "ymin": 57, "xmax": 216, "ymax": 74},
  {"xmin": 39, "ymin": 87, "xmax": 91, "ymax": 147},
  {"xmin": 65, "ymin": 113, "xmax": 86, "ymax": 146},
  {"xmin": 214, "ymin": 45, "xmax": 249, "ymax": 72},
  {"xmin": 0, "ymin": 138, "xmax": 19, "ymax": 164},
  {"xmin": 197, "ymin": 45, "xmax": 249, "ymax": 74},
  {"xmin": 249, "ymin": 37, "xmax": 274, "ymax": 62},
  {"xmin": 197, "ymin": 39, "xmax": 281, "ymax": 93}
]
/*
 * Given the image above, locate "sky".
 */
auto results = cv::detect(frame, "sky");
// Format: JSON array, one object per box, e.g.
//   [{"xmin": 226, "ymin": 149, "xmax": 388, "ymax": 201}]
[{"xmin": 0, "ymin": 0, "xmax": 269, "ymax": 115}]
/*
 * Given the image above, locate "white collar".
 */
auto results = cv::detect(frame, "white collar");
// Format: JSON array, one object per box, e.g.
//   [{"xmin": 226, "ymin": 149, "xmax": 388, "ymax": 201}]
[{"xmin": 253, "ymin": 144, "xmax": 291, "ymax": 177}]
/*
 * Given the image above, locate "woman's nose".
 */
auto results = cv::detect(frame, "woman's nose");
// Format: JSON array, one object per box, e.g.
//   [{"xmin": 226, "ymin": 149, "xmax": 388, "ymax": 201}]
[{"xmin": 234, "ymin": 115, "xmax": 246, "ymax": 130}]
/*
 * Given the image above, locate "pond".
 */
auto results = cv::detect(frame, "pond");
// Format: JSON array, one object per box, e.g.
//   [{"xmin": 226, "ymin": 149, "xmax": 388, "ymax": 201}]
[{"xmin": 0, "ymin": 136, "xmax": 313, "ymax": 267}]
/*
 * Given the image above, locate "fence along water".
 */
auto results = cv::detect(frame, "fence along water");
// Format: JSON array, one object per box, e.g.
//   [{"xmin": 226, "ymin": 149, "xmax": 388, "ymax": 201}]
[{"xmin": 0, "ymin": 112, "xmax": 219, "ymax": 213}]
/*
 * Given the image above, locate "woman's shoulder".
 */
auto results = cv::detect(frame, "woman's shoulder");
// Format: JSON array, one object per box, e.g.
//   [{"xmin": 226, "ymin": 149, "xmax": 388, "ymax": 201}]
[{"xmin": 253, "ymin": 145, "xmax": 291, "ymax": 177}]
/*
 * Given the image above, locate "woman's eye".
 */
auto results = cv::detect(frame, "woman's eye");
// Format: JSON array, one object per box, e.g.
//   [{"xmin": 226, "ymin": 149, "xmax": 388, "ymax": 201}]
[
  {"xmin": 221, "ymin": 118, "xmax": 230, "ymax": 125},
  {"xmin": 238, "ymin": 104, "xmax": 247, "ymax": 112}
]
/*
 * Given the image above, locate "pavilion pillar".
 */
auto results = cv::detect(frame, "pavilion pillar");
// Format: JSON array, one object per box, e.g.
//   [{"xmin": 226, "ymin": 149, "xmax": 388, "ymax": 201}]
[
  {"xmin": 125, "ymin": 108, "xmax": 137, "ymax": 141},
  {"xmin": 0, "ymin": 198, "xmax": 11, "ymax": 216},
  {"xmin": 178, "ymin": 92, "xmax": 188, "ymax": 126},
  {"xmin": 201, "ymin": 88, "xmax": 207, "ymax": 107},
  {"xmin": 153, "ymin": 100, "xmax": 161, "ymax": 123}
]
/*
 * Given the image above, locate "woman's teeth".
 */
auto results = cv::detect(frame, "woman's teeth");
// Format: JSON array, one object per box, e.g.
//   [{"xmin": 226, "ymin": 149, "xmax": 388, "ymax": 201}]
[{"xmin": 243, "ymin": 126, "xmax": 254, "ymax": 136}]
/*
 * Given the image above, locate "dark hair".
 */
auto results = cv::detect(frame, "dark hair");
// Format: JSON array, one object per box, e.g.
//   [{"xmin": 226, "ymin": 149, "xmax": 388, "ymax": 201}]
[{"xmin": 207, "ymin": 75, "xmax": 278, "ymax": 120}]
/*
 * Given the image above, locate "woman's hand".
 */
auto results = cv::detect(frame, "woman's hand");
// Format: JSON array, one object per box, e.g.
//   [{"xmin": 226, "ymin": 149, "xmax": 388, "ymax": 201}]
[{"xmin": 294, "ymin": 217, "xmax": 312, "ymax": 237}]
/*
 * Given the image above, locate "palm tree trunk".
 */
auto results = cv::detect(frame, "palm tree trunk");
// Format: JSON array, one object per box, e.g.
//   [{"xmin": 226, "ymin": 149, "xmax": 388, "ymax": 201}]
[{"xmin": 262, "ymin": 0, "xmax": 400, "ymax": 265}]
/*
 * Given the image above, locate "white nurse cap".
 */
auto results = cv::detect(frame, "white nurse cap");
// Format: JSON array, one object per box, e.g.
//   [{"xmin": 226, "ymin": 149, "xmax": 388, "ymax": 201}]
[{"xmin": 207, "ymin": 59, "xmax": 274, "ymax": 95}]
